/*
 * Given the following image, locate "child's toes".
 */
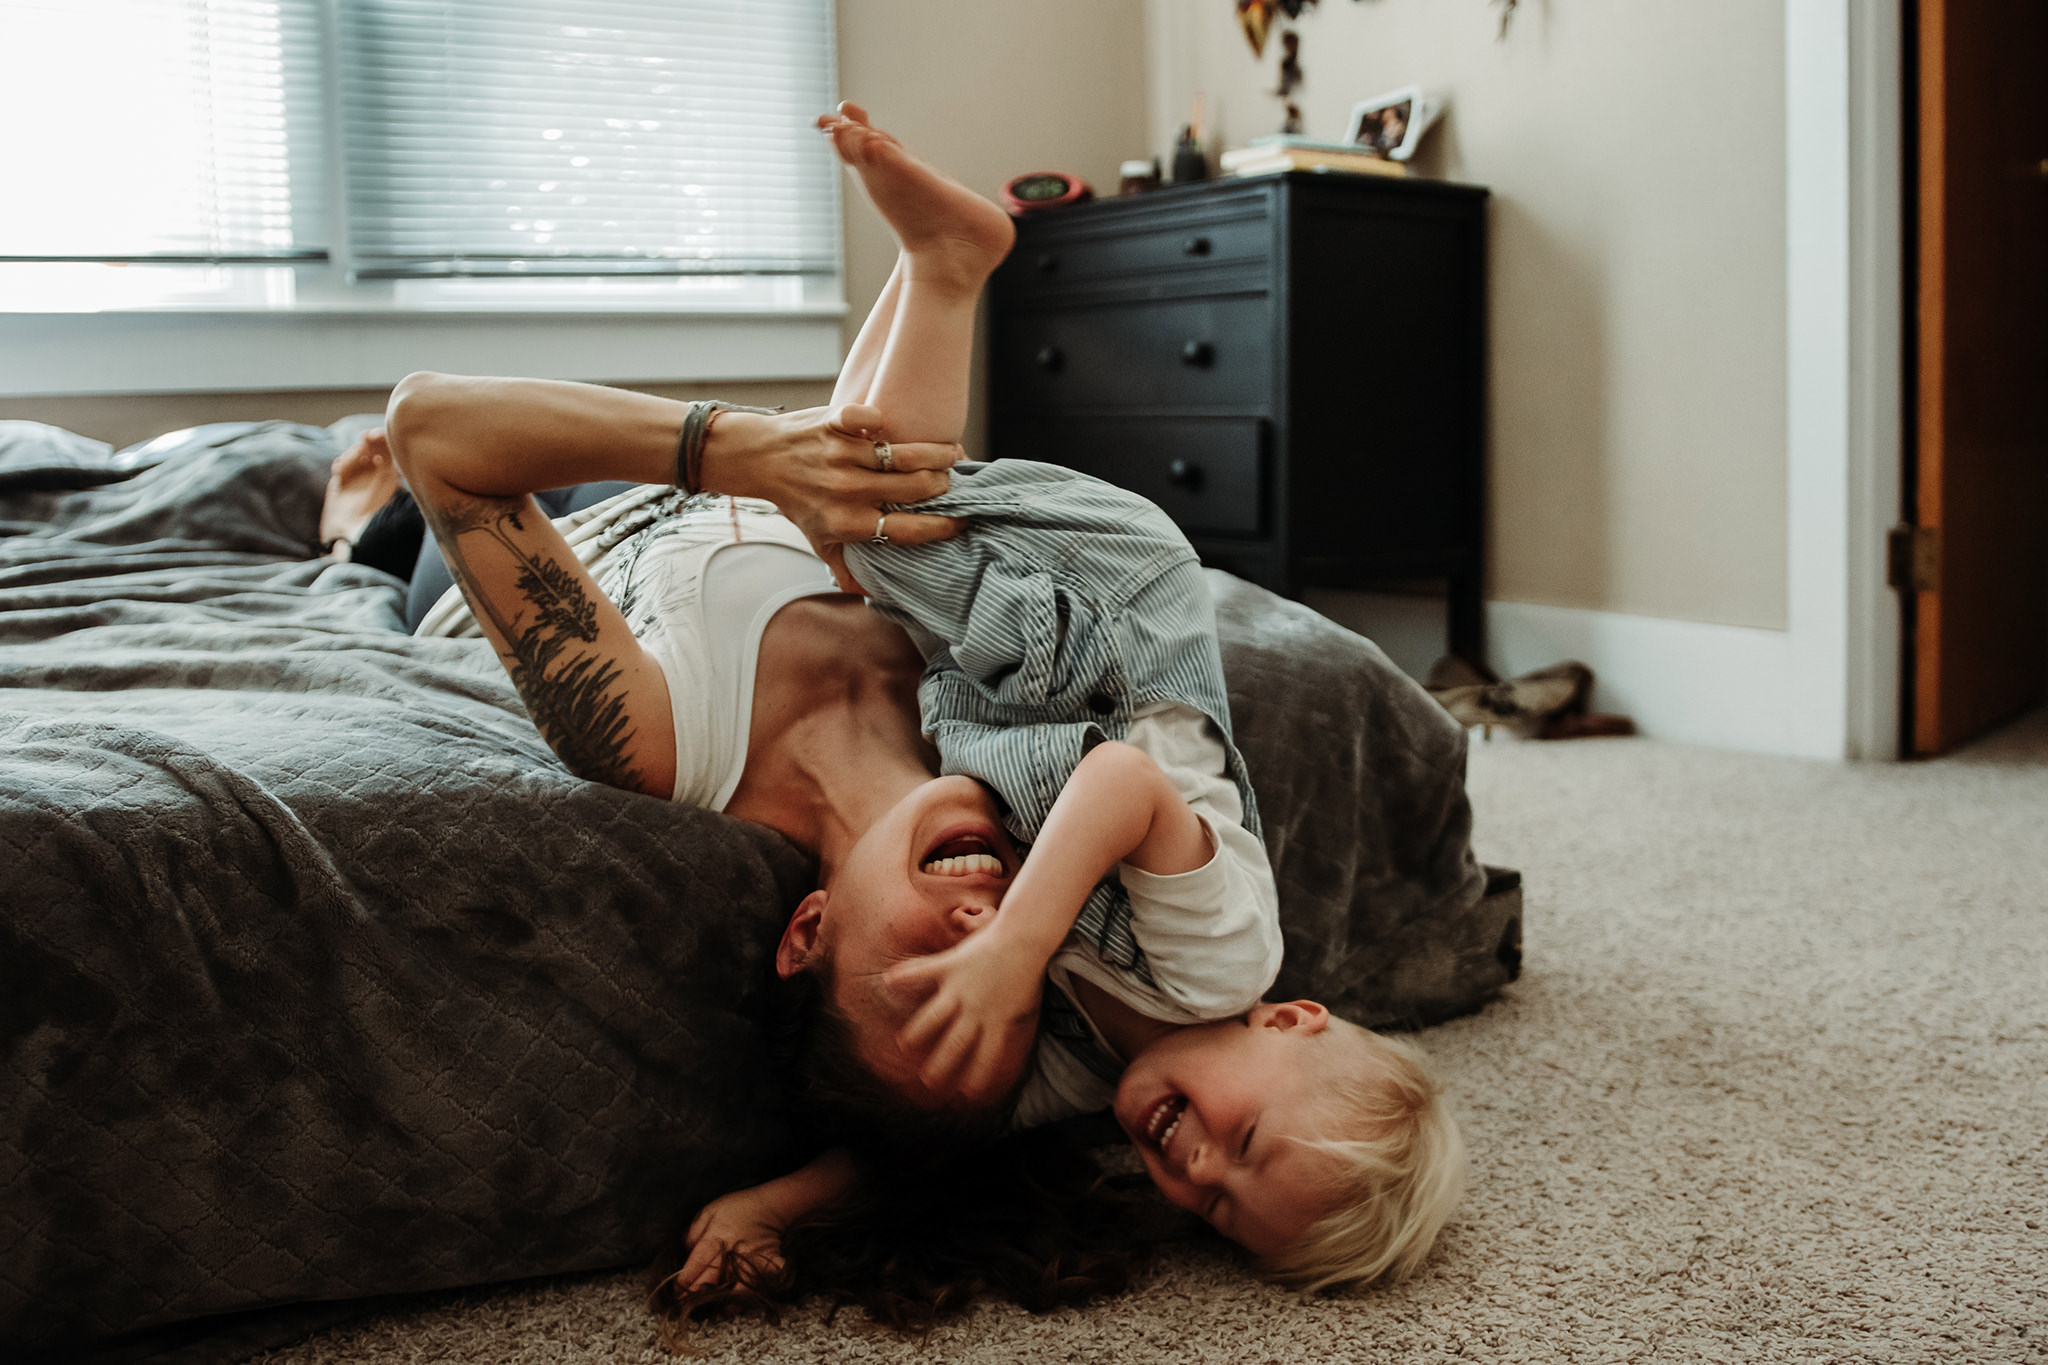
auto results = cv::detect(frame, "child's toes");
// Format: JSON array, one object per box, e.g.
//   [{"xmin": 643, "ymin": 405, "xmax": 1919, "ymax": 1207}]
[{"xmin": 828, "ymin": 124, "xmax": 875, "ymax": 165}]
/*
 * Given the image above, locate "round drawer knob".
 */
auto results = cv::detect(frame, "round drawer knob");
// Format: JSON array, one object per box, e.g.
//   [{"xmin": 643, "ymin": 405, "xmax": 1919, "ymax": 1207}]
[
  {"xmin": 1183, "ymin": 235, "xmax": 1212, "ymax": 256},
  {"xmin": 1035, "ymin": 253, "xmax": 1059, "ymax": 273},
  {"xmin": 1180, "ymin": 339, "xmax": 1214, "ymax": 367},
  {"xmin": 1167, "ymin": 459, "xmax": 1203, "ymax": 490},
  {"xmin": 1034, "ymin": 345, "xmax": 1064, "ymax": 372}
]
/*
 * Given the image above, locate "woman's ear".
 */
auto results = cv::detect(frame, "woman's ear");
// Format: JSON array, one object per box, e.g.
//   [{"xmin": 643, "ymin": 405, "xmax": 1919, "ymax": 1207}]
[
  {"xmin": 775, "ymin": 890, "xmax": 828, "ymax": 979},
  {"xmin": 1251, "ymin": 999, "xmax": 1331, "ymax": 1034}
]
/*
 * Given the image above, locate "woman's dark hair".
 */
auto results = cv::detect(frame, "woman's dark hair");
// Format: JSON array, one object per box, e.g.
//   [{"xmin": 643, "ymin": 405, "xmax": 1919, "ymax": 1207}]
[
  {"xmin": 648, "ymin": 972, "xmax": 1207, "ymax": 1338},
  {"xmin": 648, "ymin": 1123, "xmax": 1192, "ymax": 1340},
  {"xmin": 762, "ymin": 958, "xmax": 1017, "ymax": 1158}
]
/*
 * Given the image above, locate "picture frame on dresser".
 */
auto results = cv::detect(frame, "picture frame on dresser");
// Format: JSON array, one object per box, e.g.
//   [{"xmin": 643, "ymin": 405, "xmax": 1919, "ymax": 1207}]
[
  {"xmin": 1347, "ymin": 86, "xmax": 1445, "ymax": 162},
  {"xmin": 985, "ymin": 170, "xmax": 1490, "ymax": 663}
]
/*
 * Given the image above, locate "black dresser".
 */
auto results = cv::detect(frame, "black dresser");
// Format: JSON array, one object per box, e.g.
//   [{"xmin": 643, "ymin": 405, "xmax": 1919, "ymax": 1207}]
[{"xmin": 986, "ymin": 170, "xmax": 1490, "ymax": 659}]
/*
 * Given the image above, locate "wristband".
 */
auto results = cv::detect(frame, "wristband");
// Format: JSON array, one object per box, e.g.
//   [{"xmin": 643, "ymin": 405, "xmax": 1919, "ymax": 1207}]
[{"xmin": 673, "ymin": 401, "xmax": 784, "ymax": 494}]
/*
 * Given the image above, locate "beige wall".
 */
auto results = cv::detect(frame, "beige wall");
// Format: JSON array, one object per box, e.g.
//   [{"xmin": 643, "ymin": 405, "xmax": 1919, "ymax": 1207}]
[
  {"xmin": 834, "ymin": 0, "xmax": 1150, "ymax": 458},
  {"xmin": 1145, "ymin": 0, "xmax": 1789, "ymax": 629}
]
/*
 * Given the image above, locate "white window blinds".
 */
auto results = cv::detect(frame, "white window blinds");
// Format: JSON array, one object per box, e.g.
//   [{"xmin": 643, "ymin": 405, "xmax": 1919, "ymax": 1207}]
[
  {"xmin": 0, "ymin": 0, "xmax": 328, "ymax": 262},
  {"xmin": 336, "ymin": 0, "xmax": 841, "ymax": 278}
]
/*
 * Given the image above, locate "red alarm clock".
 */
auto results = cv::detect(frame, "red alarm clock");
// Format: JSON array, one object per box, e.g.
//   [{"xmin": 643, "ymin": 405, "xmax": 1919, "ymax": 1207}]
[{"xmin": 1000, "ymin": 172, "xmax": 1094, "ymax": 215}]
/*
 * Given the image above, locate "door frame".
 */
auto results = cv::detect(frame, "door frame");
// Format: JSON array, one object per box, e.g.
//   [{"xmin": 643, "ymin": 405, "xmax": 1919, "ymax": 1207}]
[{"xmin": 1786, "ymin": 0, "xmax": 1905, "ymax": 760}]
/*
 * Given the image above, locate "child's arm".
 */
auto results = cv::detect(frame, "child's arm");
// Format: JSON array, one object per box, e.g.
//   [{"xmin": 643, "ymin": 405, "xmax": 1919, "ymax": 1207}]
[
  {"xmin": 890, "ymin": 741, "xmax": 1212, "ymax": 1101},
  {"xmin": 673, "ymin": 1147, "xmax": 861, "ymax": 1292}
]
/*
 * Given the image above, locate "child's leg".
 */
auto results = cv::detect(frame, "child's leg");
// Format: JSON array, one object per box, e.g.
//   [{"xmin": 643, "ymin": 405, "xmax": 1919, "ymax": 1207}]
[
  {"xmin": 819, "ymin": 104, "xmax": 1014, "ymax": 443},
  {"xmin": 830, "ymin": 253, "xmax": 903, "ymax": 411}
]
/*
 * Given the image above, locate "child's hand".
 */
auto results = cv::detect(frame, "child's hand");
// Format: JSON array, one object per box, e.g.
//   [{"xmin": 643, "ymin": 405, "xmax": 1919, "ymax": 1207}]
[
  {"xmin": 888, "ymin": 924, "xmax": 1046, "ymax": 1105},
  {"xmin": 676, "ymin": 1186, "xmax": 788, "ymax": 1292}
]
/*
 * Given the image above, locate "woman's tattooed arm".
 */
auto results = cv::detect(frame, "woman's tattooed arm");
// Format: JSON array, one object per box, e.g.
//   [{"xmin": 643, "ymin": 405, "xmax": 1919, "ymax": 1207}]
[{"xmin": 420, "ymin": 490, "xmax": 666, "ymax": 795}]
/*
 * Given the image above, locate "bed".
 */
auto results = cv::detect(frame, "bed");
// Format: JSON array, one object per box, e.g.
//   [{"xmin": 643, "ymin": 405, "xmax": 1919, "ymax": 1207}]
[{"xmin": 0, "ymin": 417, "xmax": 1519, "ymax": 1357}]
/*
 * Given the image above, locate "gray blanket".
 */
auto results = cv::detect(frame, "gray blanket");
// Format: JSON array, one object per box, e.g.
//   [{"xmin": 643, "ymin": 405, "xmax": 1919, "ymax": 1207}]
[
  {"xmin": 0, "ymin": 421, "xmax": 1508, "ymax": 1354},
  {"xmin": 0, "ymin": 423, "xmax": 814, "ymax": 1351}
]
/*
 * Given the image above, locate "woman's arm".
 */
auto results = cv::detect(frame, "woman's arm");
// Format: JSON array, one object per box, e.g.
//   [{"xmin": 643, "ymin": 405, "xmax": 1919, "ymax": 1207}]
[
  {"xmin": 673, "ymin": 1147, "xmax": 863, "ymax": 1292},
  {"xmin": 384, "ymin": 373, "xmax": 962, "ymax": 797},
  {"xmin": 890, "ymin": 742, "xmax": 1211, "ymax": 1101},
  {"xmin": 385, "ymin": 372, "xmax": 962, "ymax": 548}
]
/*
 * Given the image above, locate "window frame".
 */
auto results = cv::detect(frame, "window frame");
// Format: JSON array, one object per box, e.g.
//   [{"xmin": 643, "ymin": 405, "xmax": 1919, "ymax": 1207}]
[{"xmin": 0, "ymin": 0, "xmax": 847, "ymax": 397}]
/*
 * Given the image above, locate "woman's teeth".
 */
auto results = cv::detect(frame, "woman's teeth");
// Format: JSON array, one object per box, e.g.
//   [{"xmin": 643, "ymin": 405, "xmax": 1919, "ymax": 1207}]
[{"xmin": 922, "ymin": 852, "xmax": 1006, "ymax": 876}]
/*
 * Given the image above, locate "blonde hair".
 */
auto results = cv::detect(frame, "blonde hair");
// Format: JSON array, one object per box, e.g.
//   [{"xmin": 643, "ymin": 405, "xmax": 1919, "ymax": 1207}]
[{"xmin": 1258, "ymin": 1026, "xmax": 1466, "ymax": 1293}]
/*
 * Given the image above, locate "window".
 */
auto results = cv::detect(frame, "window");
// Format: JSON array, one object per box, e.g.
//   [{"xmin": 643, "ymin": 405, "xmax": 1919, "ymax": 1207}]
[{"xmin": 0, "ymin": 0, "xmax": 842, "ymax": 314}]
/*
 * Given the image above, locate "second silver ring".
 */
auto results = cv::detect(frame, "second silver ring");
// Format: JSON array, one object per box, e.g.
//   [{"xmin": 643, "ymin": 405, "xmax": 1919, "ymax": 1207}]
[{"xmin": 870, "ymin": 513, "xmax": 890, "ymax": 546}]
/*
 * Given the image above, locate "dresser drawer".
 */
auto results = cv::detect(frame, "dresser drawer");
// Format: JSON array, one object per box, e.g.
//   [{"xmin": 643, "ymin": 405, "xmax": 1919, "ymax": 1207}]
[
  {"xmin": 996, "ymin": 211, "xmax": 1273, "ymax": 299},
  {"xmin": 991, "ymin": 294, "xmax": 1274, "ymax": 414},
  {"xmin": 993, "ymin": 417, "xmax": 1268, "ymax": 537}
]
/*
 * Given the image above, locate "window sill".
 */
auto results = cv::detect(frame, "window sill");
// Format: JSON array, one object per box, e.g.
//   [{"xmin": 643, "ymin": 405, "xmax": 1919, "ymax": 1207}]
[{"xmin": 0, "ymin": 307, "xmax": 848, "ymax": 397}]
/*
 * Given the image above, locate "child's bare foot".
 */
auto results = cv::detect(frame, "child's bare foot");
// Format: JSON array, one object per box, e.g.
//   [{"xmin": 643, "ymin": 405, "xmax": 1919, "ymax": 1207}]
[
  {"xmin": 817, "ymin": 102, "xmax": 1014, "ymax": 291},
  {"xmin": 319, "ymin": 429, "xmax": 402, "ymax": 554}
]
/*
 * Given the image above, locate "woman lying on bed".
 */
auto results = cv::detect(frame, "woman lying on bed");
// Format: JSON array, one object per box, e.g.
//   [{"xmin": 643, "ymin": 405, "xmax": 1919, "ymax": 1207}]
[{"xmin": 347, "ymin": 107, "xmax": 1458, "ymax": 1326}]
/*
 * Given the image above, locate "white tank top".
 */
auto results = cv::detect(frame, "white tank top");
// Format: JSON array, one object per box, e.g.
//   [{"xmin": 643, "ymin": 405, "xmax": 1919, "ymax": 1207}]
[{"xmin": 414, "ymin": 490, "xmax": 839, "ymax": 809}]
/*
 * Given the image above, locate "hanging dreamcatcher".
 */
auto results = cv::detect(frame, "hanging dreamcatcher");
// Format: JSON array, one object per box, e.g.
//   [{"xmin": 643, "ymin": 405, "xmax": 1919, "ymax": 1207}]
[{"xmin": 1237, "ymin": 0, "xmax": 1519, "ymax": 59}]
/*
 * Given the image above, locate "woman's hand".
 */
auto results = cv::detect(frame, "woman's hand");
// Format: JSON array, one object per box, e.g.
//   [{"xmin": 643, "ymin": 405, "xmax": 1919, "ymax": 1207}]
[
  {"xmin": 697, "ymin": 402, "xmax": 967, "ymax": 593},
  {"xmin": 676, "ymin": 1185, "xmax": 790, "ymax": 1293},
  {"xmin": 672, "ymin": 1150, "xmax": 860, "ymax": 1294}
]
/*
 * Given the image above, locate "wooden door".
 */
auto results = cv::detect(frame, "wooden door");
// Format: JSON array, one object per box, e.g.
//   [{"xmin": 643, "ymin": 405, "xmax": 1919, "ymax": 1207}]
[{"xmin": 1911, "ymin": 0, "xmax": 2048, "ymax": 755}]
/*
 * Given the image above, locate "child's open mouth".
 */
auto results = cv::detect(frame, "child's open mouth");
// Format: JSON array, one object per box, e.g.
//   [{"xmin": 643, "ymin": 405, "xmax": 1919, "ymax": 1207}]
[
  {"xmin": 1140, "ymin": 1093, "xmax": 1189, "ymax": 1153},
  {"xmin": 919, "ymin": 832, "xmax": 1006, "ymax": 877}
]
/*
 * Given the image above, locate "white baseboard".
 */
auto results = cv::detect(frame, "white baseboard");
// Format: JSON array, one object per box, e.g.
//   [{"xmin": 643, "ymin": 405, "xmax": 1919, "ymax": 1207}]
[
  {"xmin": 1298, "ymin": 590, "xmax": 1817, "ymax": 756},
  {"xmin": 1487, "ymin": 600, "xmax": 1803, "ymax": 755}
]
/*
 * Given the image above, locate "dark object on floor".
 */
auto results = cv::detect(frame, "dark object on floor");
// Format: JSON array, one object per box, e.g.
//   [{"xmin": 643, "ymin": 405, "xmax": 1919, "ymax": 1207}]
[
  {"xmin": 1539, "ymin": 710, "xmax": 1638, "ymax": 740},
  {"xmin": 1426, "ymin": 655, "xmax": 1635, "ymax": 740}
]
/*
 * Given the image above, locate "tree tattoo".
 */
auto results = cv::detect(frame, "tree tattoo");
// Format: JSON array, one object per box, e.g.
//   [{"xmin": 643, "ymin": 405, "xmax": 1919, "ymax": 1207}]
[{"xmin": 424, "ymin": 493, "xmax": 646, "ymax": 792}]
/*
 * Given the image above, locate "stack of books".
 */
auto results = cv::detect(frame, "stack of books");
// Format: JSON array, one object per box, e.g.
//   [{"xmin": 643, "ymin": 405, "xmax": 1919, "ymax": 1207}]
[{"xmin": 1220, "ymin": 136, "xmax": 1408, "ymax": 179}]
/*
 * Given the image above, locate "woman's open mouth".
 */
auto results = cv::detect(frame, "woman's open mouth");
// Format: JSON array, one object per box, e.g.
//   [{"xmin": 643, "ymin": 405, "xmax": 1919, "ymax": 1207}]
[{"xmin": 919, "ymin": 831, "xmax": 1007, "ymax": 877}]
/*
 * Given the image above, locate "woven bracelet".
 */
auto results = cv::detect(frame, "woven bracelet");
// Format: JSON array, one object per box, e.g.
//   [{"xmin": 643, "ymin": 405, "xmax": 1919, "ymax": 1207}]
[{"xmin": 673, "ymin": 401, "xmax": 785, "ymax": 494}]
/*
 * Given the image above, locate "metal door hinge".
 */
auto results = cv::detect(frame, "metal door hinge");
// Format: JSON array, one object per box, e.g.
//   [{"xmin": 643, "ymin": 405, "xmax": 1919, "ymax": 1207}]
[{"xmin": 1887, "ymin": 523, "xmax": 1940, "ymax": 592}]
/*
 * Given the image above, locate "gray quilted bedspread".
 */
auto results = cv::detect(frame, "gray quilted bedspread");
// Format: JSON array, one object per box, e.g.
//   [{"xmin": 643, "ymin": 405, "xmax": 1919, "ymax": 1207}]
[
  {"xmin": 0, "ymin": 423, "xmax": 815, "ymax": 1350},
  {"xmin": 0, "ymin": 420, "xmax": 1502, "ymax": 1355}
]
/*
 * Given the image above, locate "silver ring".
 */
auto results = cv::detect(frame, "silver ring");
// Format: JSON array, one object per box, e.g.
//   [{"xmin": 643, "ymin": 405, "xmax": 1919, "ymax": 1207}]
[
  {"xmin": 869, "ymin": 513, "xmax": 890, "ymax": 546},
  {"xmin": 873, "ymin": 440, "xmax": 895, "ymax": 472}
]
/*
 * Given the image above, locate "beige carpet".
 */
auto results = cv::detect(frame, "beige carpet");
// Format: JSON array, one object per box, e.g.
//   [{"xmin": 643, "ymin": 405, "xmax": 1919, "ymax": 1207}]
[{"xmin": 253, "ymin": 710, "xmax": 2048, "ymax": 1364}]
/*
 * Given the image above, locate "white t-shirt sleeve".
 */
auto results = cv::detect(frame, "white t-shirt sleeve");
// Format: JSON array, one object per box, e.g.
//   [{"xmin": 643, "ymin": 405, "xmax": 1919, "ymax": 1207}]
[
  {"xmin": 1056, "ymin": 703, "xmax": 1283, "ymax": 1023},
  {"xmin": 1115, "ymin": 811, "xmax": 1282, "ymax": 1019}
]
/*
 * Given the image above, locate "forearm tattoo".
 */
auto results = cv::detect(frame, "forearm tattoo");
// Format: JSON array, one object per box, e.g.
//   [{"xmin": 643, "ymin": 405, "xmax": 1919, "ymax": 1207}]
[{"xmin": 423, "ymin": 492, "xmax": 646, "ymax": 792}]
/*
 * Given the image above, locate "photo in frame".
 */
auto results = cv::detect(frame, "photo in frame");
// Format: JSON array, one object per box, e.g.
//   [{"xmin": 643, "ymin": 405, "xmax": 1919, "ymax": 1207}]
[{"xmin": 1346, "ymin": 86, "xmax": 1443, "ymax": 162}]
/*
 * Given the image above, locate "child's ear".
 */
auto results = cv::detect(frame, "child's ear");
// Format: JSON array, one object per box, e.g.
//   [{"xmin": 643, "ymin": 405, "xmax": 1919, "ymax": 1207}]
[
  {"xmin": 1253, "ymin": 999, "xmax": 1331, "ymax": 1034},
  {"xmin": 775, "ymin": 891, "xmax": 828, "ymax": 979}
]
